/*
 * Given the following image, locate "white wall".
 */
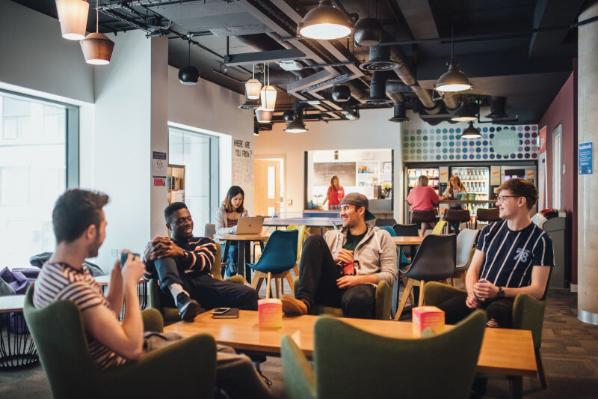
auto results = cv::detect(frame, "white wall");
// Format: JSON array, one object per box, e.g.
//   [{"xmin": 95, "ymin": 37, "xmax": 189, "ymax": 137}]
[
  {"xmin": 0, "ymin": 1, "xmax": 94, "ymax": 103},
  {"xmin": 167, "ymin": 66, "xmax": 255, "ymax": 212},
  {"xmin": 88, "ymin": 32, "xmax": 169, "ymax": 269},
  {"xmin": 253, "ymin": 109, "xmax": 405, "ymax": 221}
]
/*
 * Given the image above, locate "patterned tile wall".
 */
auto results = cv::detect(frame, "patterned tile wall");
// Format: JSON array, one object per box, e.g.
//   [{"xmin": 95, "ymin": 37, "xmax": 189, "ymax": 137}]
[{"xmin": 401, "ymin": 121, "xmax": 539, "ymax": 162}]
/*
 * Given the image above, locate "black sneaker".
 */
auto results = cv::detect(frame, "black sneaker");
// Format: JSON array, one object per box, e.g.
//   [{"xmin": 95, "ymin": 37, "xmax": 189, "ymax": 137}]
[{"xmin": 176, "ymin": 292, "xmax": 201, "ymax": 322}]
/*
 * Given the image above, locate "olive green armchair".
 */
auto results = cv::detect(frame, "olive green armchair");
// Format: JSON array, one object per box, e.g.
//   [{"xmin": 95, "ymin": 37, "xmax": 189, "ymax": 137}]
[
  {"xmin": 293, "ymin": 276, "xmax": 392, "ymax": 319},
  {"xmin": 23, "ymin": 286, "xmax": 217, "ymax": 399},
  {"xmin": 423, "ymin": 281, "xmax": 548, "ymax": 389},
  {"xmin": 148, "ymin": 242, "xmax": 246, "ymax": 324},
  {"xmin": 281, "ymin": 311, "xmax": 486, "ymax": 399}
]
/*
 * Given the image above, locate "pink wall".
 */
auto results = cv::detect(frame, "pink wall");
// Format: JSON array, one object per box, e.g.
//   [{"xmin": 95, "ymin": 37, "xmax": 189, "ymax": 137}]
[{"xmin": 539, "ymin": 70, "xmax": 577, "ymax": 285}]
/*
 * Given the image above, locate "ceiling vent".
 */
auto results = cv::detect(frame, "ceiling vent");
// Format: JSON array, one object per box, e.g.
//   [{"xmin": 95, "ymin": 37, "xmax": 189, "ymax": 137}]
[{"xmin": 360, "ymin": 46, "xmax": 399, "ymax": 72}]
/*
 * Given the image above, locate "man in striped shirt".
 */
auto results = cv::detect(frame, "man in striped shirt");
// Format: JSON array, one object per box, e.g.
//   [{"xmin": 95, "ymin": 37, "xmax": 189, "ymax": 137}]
[
  {"xmin": 144, "ymin": 202, "xmax": 258, "ymax": 321},
  {"xmin": 34, "ymin": 189, "xmax": 146, "ymax": 368},
  {"xmin": 438, "ymin": 178, "xmax": 553, "ymax": 328}
]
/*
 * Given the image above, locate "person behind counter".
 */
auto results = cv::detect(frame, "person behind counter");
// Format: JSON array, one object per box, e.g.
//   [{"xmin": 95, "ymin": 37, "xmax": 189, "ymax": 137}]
[
  {"xmin": 441, "ymin": 175, "xmax": 467, "ymax": 233},
  {"xmin": 407, "ymin": 175, "xmax": 440, "ymax": 236},
  {"xmin": 216, "ymin": 186, "xmax": 248, "ymax": 277},
  {"xmin": 322, "ymin": 175, "xmax": 344, "ymax": 210}
]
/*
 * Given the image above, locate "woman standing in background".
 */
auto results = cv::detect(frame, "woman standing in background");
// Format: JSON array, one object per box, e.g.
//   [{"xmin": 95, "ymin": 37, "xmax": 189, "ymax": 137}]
[
  {"xmin": 323, "ymin": 175, "xmax": 344, "ymax": 210},
  {"xmin": 216, "ymin": 186, "xmax": 248, "ymax": 277},
  {"xmin": 407, "ymin": 175, "xmax": 440, "ymax": 235}
]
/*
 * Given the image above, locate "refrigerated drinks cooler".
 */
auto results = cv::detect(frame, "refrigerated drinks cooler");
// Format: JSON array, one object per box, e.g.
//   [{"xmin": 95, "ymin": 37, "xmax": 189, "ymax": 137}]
[
  {"xmin": 406, "ymin": 167, "xmax": 440, "ymax": 191},
  {"xmin": 450, "ymin": 166, "xmax": 489, "ymax": 201}
]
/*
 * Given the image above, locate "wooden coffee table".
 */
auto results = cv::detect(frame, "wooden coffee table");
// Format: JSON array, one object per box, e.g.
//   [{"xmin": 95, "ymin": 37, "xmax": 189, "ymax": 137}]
[
  {"xmin": 165, "ymin": 310, "xmax": 537, "ymax": 377},
  {"xmin": 392, "ymin": 236, "xmax": 424, "ymax": 247}
]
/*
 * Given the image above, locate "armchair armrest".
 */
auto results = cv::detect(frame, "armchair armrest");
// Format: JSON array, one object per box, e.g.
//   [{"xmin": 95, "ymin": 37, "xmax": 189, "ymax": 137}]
[
  {"xmin": 141, "ymin": 308, "xmax": 164, "ymax": 333},
  {"xmin": 100, "ymin": 334, "xmax": 217, "ymax": 399},
  {"xmin": 512, "ymin": 294, "xmax": 546, "ymax": 349},
  {"xmin": 423, "ymin": 281, "xmax": 467, "ymax": 306},
  {"xmin": 281, "ymin": 336, "xmax": 316, "ymax": 399},
  {"xmin": 374, "ymin": 280, "xmax": 392, "ymax": 320}
]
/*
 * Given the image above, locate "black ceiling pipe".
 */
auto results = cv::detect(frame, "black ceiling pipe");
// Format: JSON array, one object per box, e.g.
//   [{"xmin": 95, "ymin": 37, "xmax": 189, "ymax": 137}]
[
  {"xmin": 360, "ymin": 46, "xmax": 398, "ymax": 71},
  {"xmin": 389, "ymin": 102, "xmax": 409, "ymax": 122},
  {"xmin": 367, "ymin": 71, "xmax": 392, "ymax": 105}
]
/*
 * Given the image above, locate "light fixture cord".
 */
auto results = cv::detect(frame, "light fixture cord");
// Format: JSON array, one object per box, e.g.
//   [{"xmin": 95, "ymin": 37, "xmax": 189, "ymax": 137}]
[
  {"xmin": 450, "ymin": 24, "xmax": 454, "ymax": 66},
  {"xmin": 188, "ymin": 39, "xmax": 191, "ymax": 64},
  {"xmin": 96, "ymin": 0, "xmax": 99, "ymax": 33}
]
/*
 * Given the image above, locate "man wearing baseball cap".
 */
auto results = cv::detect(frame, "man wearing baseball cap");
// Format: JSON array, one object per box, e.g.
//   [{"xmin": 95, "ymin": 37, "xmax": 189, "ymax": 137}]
[{"xmin": 281, "ymin": 193, "xmax": 397, "ymax": 318}]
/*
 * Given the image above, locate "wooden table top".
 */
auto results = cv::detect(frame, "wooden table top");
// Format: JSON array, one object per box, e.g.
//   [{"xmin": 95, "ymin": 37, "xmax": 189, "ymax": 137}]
[
  {"xmin": 0, "ymin": 295, "xmax": 25, "ymax": 313},
  {"xmin": 165, "ymin": 310, "xmax": 537, "ymax": 376},
  {"xmin": 392, "ymin": 236, "xmax": 424, "ymax": 246},
  {"xmin": 216, "ymin": 233, "xmax": 269, "ymax": 241}
]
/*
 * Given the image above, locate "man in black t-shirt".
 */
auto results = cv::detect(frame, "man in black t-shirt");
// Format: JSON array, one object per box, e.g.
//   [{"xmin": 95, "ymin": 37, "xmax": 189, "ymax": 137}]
[{"xmin": 438, "ymin": 178, "xmax": 553, "ymax": 327}]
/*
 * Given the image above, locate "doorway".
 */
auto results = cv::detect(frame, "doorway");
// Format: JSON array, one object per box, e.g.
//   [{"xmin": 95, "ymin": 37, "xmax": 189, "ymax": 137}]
[{"xmin": 254, "ymin": 157, "xmax": 284, "ymax": 217}]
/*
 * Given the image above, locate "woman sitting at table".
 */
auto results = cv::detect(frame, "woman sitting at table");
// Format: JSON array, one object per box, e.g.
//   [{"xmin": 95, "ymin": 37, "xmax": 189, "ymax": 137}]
[
  {"xmin": 407, "ymin": 175, "xmax": 440, "ymax": 236},
  {"xmin": 322, "ymin": 175, "xmax": 344, "ymax": 210},
  {"xmin": 216, "ymin": 186, "xmax": 248, "ymax": 277},
  {"xmin": 441, "ymin": 175, "xmax": 467, "ymax": 233}
]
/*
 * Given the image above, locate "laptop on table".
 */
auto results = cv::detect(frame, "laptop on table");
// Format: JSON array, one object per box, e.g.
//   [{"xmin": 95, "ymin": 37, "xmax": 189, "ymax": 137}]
[{"xmin": 236, "ymin": 216, "xmax": 264, "ymax": 235}]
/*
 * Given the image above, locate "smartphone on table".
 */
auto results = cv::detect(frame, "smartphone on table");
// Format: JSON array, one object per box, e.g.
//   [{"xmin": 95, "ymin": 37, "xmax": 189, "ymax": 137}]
[{"xmin": 211, "ymin": 307, "xmax": 239, "ymax": 319}]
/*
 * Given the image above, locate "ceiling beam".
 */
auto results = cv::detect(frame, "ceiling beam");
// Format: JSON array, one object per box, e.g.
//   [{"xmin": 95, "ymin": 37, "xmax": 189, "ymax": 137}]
[
  {"xmin": 415, "ymin": 51, "xmax": 573, "ymax": 81},
  {"xmin": 528, "ymin": 0, "xmax": 586, "ymax": 58},
  {"xmin": 393, "ymin": 0, "xmax": 438, "ymax": 39},
  {"xmin": 223, "ymin": 48, "xmax": 306, "ymax": 65}
]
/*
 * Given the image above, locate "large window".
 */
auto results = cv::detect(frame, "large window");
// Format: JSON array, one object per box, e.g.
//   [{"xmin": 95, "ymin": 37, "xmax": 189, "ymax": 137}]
[
  {"xmin": 0, "ymin": 91, "xmax": 77, "ymax": 267},
  {"xmin": 169, "ymin": 126, "xmax": 219, "ymax": 233}
]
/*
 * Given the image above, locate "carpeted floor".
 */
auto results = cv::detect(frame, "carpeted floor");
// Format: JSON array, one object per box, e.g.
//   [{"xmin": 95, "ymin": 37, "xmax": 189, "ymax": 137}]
[{"xmin": 1, "ymin": 289, "xmax": 597, "ymax": 398}]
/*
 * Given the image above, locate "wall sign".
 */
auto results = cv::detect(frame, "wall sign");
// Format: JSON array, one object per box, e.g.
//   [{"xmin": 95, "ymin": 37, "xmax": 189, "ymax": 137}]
[
  {"xmin": 579, "ymin": 142, "xmax": 593, "ymax": 175},
  {"xmin": 152, "ymin": 151, "xmax": 167, "ymax": 186}
]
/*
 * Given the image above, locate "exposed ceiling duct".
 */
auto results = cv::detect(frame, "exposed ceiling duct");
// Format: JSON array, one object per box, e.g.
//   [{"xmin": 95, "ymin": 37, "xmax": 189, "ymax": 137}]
[
  {"xmin": 366, "ymin": 72, "xmax": 392, "ymax": 105},
  {"xmin": 486, "ymin": 96, "xmax": 508, "ymax": 119},
  {"xmin": 360, "ymin": 46, "xmax": 399, "ymax": 72},
  {"xmin": 386, "ymin": 79, "xmax": 408, "ymax": 122}
]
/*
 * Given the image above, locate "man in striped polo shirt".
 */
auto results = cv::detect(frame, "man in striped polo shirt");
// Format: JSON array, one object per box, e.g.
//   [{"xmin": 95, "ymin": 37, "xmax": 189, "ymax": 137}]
[{"xmin": 438, "ymin": 178, "xmax": 553, "ymax": 328}]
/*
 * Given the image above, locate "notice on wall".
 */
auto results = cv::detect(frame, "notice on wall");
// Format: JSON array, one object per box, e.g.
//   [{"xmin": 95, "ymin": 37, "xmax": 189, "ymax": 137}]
[
  {"xmin": 152, "ymin": 151, "xmax": 167, "ymax": 186},
  {"xmin": 579, "ymin": 142, "xmax": 593, "ymax": 175}
]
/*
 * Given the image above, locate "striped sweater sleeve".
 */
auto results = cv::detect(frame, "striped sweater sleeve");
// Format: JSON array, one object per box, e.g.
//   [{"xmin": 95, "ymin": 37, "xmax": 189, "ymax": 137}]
[{"xmin": 183, "ymin": 238, "xmax": 218, "ymax": 273}]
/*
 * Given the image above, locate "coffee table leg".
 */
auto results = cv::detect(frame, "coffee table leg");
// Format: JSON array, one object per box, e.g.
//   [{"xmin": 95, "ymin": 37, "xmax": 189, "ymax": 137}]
[
  {"xmin": 508, "ymin": 375, "xmax": 523, "ymax": 399},
  {"xmin": 0, "ymin": 312, "xmax": 39, "ymax": 369}
]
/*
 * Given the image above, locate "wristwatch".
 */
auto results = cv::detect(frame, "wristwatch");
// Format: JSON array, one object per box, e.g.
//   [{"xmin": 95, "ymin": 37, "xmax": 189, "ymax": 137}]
[{"xmin": 497, "ymin": 286, "xmax": 505, "ymax": 299}]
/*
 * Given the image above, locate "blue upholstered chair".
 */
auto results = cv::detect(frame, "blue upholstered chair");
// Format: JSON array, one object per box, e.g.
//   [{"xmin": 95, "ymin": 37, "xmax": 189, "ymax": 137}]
[{"xmin": 248, "ymin": 230, "xmax": 298, "ymax": 298}]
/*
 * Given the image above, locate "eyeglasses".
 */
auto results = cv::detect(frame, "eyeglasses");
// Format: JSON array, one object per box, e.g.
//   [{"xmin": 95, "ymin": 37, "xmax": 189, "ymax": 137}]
[{"xmin": 496, "ymin": 195, "xmax": 520, "ymax": 202}]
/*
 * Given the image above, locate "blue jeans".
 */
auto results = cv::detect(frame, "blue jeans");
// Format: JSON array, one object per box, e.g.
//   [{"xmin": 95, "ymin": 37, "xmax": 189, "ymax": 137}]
[{"xmin": 224, "ymin": 241, "xmax": 239, "ymax": 278}]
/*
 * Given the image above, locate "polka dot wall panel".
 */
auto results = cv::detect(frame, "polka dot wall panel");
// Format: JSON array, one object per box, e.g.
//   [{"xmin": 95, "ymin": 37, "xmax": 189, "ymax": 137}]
[{"xmin": 401, "ymin": 123, "xmax": 539, "ymax": 162}]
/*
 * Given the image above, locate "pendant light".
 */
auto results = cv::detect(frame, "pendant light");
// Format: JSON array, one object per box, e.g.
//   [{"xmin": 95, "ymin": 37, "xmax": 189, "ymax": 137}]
[
  {"xmin": 178, "ymin": 39, "xmax": 200, "ymax": 85},
  {"xmin": 436, "ymin": 26, "xmax": 471, "ymax": 93},
  {"xmin": 245, "ymin": 64, "xmax": 262, "ymax": 100},
  {"xmin": 451, "ymin": 97, "xmax": 478, "ymax": 122},
  {"xmin": 80, "ymin": 0, "xmax": 114, "ymax": 65},
  {"xmin": 460, "ymin": 121, "xmax": 482, "ymax": 139},
  {"xmin": 255, "ymin": 108, "xmax": 272, "ymax": 124},
  {"xmin": 55, "ymin": 0, "xmax": 89, "ymax": 41},
  {"xmin": 260, "ymin": 63, "xmax": 277, "ymax": 112},
  {"xmin": 298, "ymin": 0, "xmax": 352, "ymax": 40}
]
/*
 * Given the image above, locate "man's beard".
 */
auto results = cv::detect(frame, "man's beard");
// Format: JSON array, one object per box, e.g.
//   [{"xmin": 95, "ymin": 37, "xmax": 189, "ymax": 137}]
[{"xmin": 87, "ymin": 231, "xmax": 102, "ymax": 258}]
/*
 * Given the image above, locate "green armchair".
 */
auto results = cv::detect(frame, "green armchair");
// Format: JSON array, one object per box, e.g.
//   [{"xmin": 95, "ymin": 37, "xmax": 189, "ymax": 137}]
[
  {"xmin": 23, "ymin": 286, "xmax": 217, "ymax": 399},
  {"xmin": 293, "ymin": 276, "xmax": 392, "ymax": 319},
  {"xmin": 148, "ymin": 242, "xmax": 246, "ymax": 325},
  {"xmin": 423, "ymin": 281, "xmax": 548, "ymax": 389},
  {"xmin": 281, "ymin": 311, "xmax": 486, "ymax": 399}
]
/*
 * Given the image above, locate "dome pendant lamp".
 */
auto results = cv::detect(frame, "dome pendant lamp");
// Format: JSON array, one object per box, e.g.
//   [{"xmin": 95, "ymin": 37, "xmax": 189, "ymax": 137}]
[
  {"xmin": 55, "ymin": 0, "xmax": 89, "ymax": 41},
  {"xmin": 80, "ymin": 0, "xmax": 114, "ymax": 65},
  {"xmin": 245, "ymin": 64, "xmax": 262, "ymax": 100},
  {"xmin": 435, "ymin": 26, "xmax": 471, "ymax": 93},
  {"xmin": 298, "ymin": 0, "xmax": 352, "ymax": 40},
  {"xmin": 460, "ymin": 121, "xmax": 482, "ymax": 139},
  {"xmin": 178, "ymin": 38, "xmax": 200, "ymax": 85},
  {"xmin": 260, "ymin": 63, "xmax": 277, "ymax": 111}
]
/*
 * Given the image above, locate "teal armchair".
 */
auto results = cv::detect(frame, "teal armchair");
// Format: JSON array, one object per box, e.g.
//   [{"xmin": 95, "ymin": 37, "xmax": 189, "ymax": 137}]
[
  {"xmin": 293, "ymin": 276, "xmax": 392, "ymax": 320},
  {"xmin": 423, "ymin": 281, "xmax": 548, "ymax": 389},
  {"xmin": 282, "ymin": 311, "xmax": 486, "ymax": 399},
  {"xmin": 23, "ymin": 286, "xmax": 217, "ymax": 399}
]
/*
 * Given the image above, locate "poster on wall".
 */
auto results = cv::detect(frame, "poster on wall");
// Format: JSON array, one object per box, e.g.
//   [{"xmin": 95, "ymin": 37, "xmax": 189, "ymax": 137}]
[
  {"xmin": 579, "ymin": 142, "xmax": 593, "ymax": 175},
  {"xmin": 152, "ymin": 151, "xmax": 167, "ymax": 186}
]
